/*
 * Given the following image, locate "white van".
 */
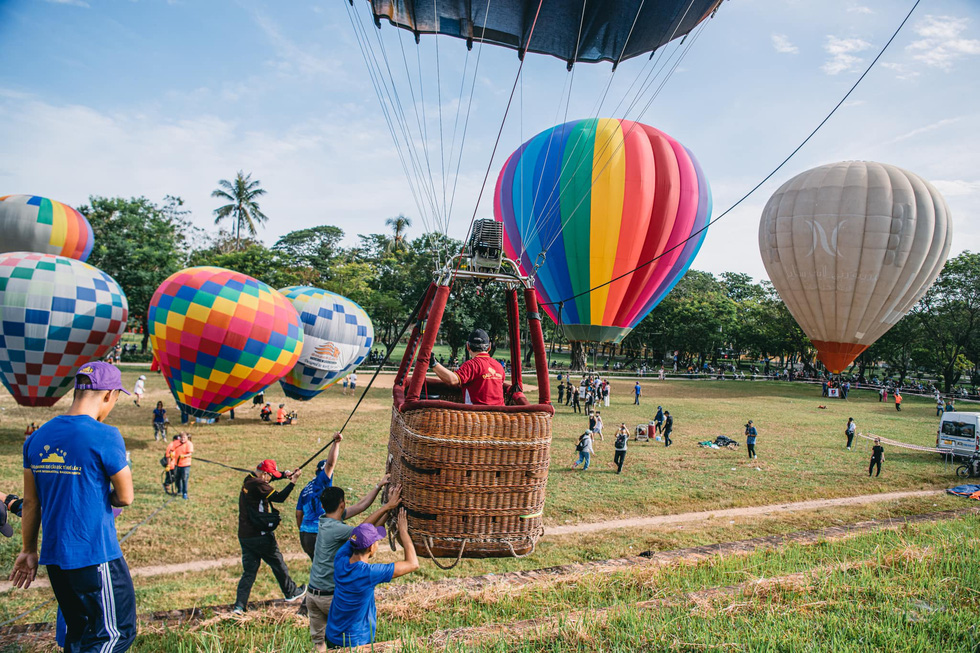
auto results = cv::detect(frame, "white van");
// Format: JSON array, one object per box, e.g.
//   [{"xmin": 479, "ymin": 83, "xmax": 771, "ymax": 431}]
[{"xmin": 937, "ymin": 412, "xmax": 980, "ymax": 458}]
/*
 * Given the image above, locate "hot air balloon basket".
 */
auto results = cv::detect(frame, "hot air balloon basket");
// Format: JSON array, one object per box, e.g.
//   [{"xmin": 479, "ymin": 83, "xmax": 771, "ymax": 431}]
[{"xmin": 387, "ymin": 403, "xmax": 551, "ymax": 564}]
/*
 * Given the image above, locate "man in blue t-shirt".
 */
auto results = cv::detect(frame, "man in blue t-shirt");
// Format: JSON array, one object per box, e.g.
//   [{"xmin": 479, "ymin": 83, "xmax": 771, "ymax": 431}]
[
  {"xmin": 634, "ymin": 382, "xmax": 641, "ymax": 405},
  {"xmin": 325, "ymin": 509, "xmax": 419, "ymax": 648},
  {"xmin": 11, "ymin": 362, "xmax": 137, "ymax": 652},
  {"xmin": 295, "ymin": 433, "xmax": 343, "ymax": 560},
  {"xmin": 745, "ymin": 420, "xmax": 758, "ymax": 459}
]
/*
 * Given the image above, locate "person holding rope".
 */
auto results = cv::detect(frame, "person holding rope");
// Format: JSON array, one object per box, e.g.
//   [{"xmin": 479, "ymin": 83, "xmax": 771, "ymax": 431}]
[
  {"xmin": 307, "ymin": 478, "xmax": 401, "ymax": 652},
  {"xmin": 11, "ymin": 362, "xmax": 137, "ymax": 652},
  {"xmin": 295, "ymin": 434, "xmax": 344, "ymax": 560},
  {"xmin": 233, "ymin": 460, "xmax": 306, "ymax": 613},
  {"xmin": 430, "ymin": 328, "xmax": 505, "ymax": 406},
  {"xmin": 170, "ymin": 432, "xmax": 193, "ymax": 500}
]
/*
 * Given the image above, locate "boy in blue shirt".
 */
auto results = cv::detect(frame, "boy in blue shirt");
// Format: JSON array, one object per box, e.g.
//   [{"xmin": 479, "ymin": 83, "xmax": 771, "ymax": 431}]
[
  {"xmin": 325, "ymin": 509, "xmax": 419, "ymax": 648},
  {"xmin": 11, "ymin": 362, "xmax": 136, "ymax": 652}
]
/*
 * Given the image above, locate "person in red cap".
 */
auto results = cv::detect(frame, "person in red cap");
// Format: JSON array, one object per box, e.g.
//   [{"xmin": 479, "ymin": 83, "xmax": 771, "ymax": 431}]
[
  {"xmin": 431, "ymin": 328, "xmax": 505, "ymax": 405},
  {"xmin": 11, "ymin": 361, "xmax": 136, "ymax": 651},
  {"xmin": 233, "ymin": 459, "xmax": 305, "ymax": 613}
]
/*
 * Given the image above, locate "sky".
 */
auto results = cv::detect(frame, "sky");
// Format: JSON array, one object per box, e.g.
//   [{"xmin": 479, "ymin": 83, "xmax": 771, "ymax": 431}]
[{"xmin": 0, "ymin": 0, "xmax": 978, "ymax": 283}]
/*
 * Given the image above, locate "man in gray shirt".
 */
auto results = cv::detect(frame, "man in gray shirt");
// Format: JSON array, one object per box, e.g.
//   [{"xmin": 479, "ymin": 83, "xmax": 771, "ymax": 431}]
[{"xmin": 307, "ymin": 482, "xmax": 402, "ymax": 652}]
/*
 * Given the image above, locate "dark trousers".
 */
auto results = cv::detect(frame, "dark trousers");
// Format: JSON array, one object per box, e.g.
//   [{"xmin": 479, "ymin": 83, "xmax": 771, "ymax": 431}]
[
  {"xmin": 300, "ymin": 531, "xmax": 318, "ymax": 560},
  {"xmin": 174, "ymin": 466, "xmax": 190, "ymax": 495},
  {"xmin": 48, "ymin": 557, "xmax": 136, "ymax": 653},
  {"xmin": 663, "ymin": 429, "xmax": 672, "ymax": 447},
  {"xmin": 634, "ymin": 395, "xmax": 640, "ymax": 405},
  {"xmin": 614, "ymin": 450, "xmax": 626, "ymax": 473},
  {"xmin": 558, "ymin": 389, "xmax": 564, "ymax": 403},
  {"xmin": 896, "ymin": 403, "xmax": 901, "ymax": 411},
  {"xmin": 655, "ymin": 420, "xmax": 663, "ymax": 433},
  {"xmin": 846, "ymin": 433, "xmax": 854, "ymax": 448},
  {"xmin": 747, "ymin": 443, "xmax": 756, "ymax": 458},
  {"xmin": 869, "ymin": 458, "xmax": 882, "ymax": 476},
  {"xmin": 236, "ymin": 535, "xmax": 299, "ymax": 608},
  {"xmin": 573, "ymin": 397, "xmax": 581, "ymax": 413}
]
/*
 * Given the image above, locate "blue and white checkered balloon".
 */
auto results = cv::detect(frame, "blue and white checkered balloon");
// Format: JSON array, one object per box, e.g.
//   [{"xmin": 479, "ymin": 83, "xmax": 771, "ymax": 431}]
[{"xmin": 278, "ymin": 286, "xmax": 374, "ymax": 400}]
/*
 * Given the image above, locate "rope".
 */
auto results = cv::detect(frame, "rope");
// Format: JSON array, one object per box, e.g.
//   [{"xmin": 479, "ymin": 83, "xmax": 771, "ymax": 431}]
[
  {"xmin": 192, "ymin": 457, "xmax": 254, "ymax": 474},
  {"xmin": 859, "ymin": 432, "xmax": 951, "ymax": 454},
  {"xmin": 423, "ymin": 536, "xmax": 468, "ymax": 570},
  {"xmin": 0, "ymin": 495, "xmax": 177, "ymax": 629},
  {"xmin": 539, "ymin": 0, "xmax": 922, "ymax": 308}
]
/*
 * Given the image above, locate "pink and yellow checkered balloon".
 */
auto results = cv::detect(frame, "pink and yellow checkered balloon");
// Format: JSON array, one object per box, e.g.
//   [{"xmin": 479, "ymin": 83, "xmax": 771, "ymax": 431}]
[{"xmin": 148, "ymin": 267, "xmax": 303, "ymax": 418}]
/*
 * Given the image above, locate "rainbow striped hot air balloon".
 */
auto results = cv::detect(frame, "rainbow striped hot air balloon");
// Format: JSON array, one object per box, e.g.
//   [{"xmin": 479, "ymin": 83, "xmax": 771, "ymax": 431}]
[
  {"xmin": 0, "ymin": 252, "xmax": 128, "ymax": 407},
  {"xmin": 494, "ymin": 118, "xmax": 711, "ymax": 343},
  {"xmin": 0, "ymin": 195, "xmax": 94, "ymax": 261},
  {"xmin": 148, "ymin": 267, "xmax": 304, "ymax": 418}
]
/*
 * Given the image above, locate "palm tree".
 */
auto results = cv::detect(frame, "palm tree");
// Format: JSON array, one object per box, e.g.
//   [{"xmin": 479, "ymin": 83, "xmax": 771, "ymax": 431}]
[
  {"xmin": 384, "ymin": 214, "xmax": 412, "ymax": 253},
  {"xmin": 211, "ymin": 171, "xmax": 269, "ymax": 250}
]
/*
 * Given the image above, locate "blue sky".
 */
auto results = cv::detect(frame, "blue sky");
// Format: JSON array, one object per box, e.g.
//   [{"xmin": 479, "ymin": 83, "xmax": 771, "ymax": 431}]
[{"xmin": 1, "ymin": 0, "xmax": 978, "ymax": 281}]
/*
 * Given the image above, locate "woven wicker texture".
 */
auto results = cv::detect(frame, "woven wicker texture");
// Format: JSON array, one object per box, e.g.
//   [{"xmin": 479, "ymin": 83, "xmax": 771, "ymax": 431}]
[{"xmin": 388, "ymin": 403, "xmax": 552, "ymax": 558}]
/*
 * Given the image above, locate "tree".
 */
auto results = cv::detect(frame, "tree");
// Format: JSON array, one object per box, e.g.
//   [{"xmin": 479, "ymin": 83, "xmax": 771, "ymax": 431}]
[
  {"xmin": 915, "ymin": 252, "xmax": 980, "ymax": 392},
  {"xmin": 384, "ymin": 214, "xmax": 412, "ymax": 253},
  {"xmin": 80, "ymin": 196, "xmax": 191, "ymax": 352},
  {"xmin": 211, "ymin": 171, "xmax": 269, "ymax": 250}
]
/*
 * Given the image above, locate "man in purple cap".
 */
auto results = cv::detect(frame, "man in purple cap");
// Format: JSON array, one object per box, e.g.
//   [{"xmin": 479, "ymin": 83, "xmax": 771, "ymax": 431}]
[
  {"xmin": 10, "ymin": 361, "xmax": 136, "ymax": 652},
  {"xmin": 233, "ymin": 458, "xmax": 305, "ymax": 613},
  {"xmin": 325, "ymin": 508, "xmax": 419, "ymax": 648}
]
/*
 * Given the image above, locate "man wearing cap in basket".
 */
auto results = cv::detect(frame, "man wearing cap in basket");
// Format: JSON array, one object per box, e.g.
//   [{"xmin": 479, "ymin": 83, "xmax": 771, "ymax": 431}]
[{"xmin": 431, "ymin": 328, "xmax": 505, "ymax": 405}]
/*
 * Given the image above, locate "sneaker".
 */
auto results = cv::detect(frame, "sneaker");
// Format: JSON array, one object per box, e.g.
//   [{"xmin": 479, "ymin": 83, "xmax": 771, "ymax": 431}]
[
  {"xmin": 232, "ymin": 605, "xmax": 245, "ymax": 614},
  {"xmin": 182, "ymin": 493, "xmax": 188, "ymax": 500},
  {"xmin": 285, "ymin": 585, "xmax": 307, "ymax": 602}
]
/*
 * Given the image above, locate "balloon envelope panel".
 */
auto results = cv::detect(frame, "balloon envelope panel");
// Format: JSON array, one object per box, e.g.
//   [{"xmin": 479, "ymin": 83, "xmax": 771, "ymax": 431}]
[
  {"xmin": 278, "ymin": 286, "xmax": 374, "ymax": 400},
  {"xmin": 0, "ymin": 195, "xmax": 94, "ymax": 261},
  {"xmin": 0, "ymin": 252, "xmax": 128, "ymax": 407},
  {"xmin": 759, "ymin": 161, "xmax": 952, "ymax": 373},
  {"xmin": 494, "ymin": 118, "xmax": 710, "ymax": 343},
  {"xmin": 148, "ymin": 267, "xmax": 303, "ymax": 418}
]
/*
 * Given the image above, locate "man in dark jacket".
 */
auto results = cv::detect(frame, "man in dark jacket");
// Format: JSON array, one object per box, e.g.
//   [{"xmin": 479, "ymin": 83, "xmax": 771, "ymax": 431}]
[{"xmin": 233, "ymin": 460, "xmax": 306, "ymax": 613}]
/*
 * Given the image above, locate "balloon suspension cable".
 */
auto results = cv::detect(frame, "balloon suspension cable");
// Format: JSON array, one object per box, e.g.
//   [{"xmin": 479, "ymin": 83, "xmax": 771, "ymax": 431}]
[
  {"xmin": 540, "ymin": 0, "xmax": 922, "ymax": 308},
  {"xmin": 454, "ymin": 0, "xmax": 546, "ymax": 282},
  {"xmin": 548, "ymin": 301, "xmax": 564, "ymax": 370}
]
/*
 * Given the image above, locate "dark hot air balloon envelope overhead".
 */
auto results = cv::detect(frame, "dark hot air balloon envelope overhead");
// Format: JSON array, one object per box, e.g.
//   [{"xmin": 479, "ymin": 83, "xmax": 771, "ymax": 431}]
[
  {"xmin": 759, "ymin": 161, "xmax": 952, "ymax": 374},
  {"xmin": 494, "ymin": 118, "xmax": 710, "ymax": 343},
  {"xmin": 367, "ymin": 0, "xmax": 722, "ymax": 66}
]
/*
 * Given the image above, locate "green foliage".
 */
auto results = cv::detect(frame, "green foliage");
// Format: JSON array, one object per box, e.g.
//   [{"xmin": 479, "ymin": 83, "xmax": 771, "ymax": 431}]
[
  {"xmin": 80, "ymin": 195, "xmax": 191, "ymax": 348},
  {"xmin": 211, "ymin": 171, "xmax": 269, "ymax": 250}
]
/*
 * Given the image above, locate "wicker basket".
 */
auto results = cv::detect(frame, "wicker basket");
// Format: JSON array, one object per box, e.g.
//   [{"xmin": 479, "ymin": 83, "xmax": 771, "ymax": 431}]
[{"xmin": 387, "ymin": 392, "xmax": 552, "ymax": 561}]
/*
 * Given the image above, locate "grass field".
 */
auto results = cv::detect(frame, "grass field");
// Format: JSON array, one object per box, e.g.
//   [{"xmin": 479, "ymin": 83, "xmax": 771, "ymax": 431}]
[{"xmin": 0, "ymin": 369, "xmax": 970, "ymax": 647}]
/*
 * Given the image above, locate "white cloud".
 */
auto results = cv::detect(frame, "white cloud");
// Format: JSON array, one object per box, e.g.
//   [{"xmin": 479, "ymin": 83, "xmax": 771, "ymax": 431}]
[
  {"xmin": 252, "ymin": 12, "xmax": 337, "ymax": 79},
  {"xmin": 884, "ymin": 117, "xmax": 962, "ymax": 145},
  {"xmin": 881, "ymin": 62, "xmax": 920, "ymax": 81},
  {"xmin": 42, "ymin": 0, "xmax": 89, "ymax": 6},
  {"xmin": 771, "ymin": 34, "xmax": 799, "ymax": 55},
  {"xmin": 931, "ymin": 179, "xmax": 980, "ymax": 198},
  {"xmin": 821, "ymin": 36, "xmax": 871, "ymax": 75},
  {"xmin": 907, "ymin": 15, "xmax": 980, "ymax": 69},
  {"xmin": 847, "ymin": 6, "xmax": 874, "ymax": 15}
]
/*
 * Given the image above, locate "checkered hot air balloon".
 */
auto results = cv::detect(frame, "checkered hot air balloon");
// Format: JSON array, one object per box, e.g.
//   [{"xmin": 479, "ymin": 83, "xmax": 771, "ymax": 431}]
[
  {"xmin": 0, "ymin": 195, "xmax": 95, "ymax": 261},
  {"xmin": 148, "ymin": 267, "xmax": 304, "ymax": 418},
  {"xmin": 278, "ymin": 286, "xmax": 374, "ymax": 400},
  {"xmin": 0, "ymin": 252, "xmax": 128, "ymax": 407}
]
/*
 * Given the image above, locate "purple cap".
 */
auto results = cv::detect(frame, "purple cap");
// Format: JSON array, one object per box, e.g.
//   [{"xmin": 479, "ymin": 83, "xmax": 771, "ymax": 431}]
[
  {"xmin": 349, "ymin": 522, "xmax": 386, "ymax": 550},
  {"xmin": 75, "ymin": 362, "xmax": 130, "ymax": 395}
]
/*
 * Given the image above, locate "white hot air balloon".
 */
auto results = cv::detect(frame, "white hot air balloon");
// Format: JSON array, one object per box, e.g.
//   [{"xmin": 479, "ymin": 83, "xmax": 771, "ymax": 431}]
[{"xmin": 759, "ymin": 161, "xmax": 952, "ymax": 373}]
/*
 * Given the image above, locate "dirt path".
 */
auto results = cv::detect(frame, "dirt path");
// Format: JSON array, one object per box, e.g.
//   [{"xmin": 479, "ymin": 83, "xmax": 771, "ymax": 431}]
[{"xmin": 0, "ymin": 489, "xmax": 944, "ymax": 593}]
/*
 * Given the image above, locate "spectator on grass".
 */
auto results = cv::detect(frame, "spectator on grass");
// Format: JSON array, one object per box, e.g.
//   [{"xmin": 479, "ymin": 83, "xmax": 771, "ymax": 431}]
[
  {"xmin": 845, "ymin": 418, "xmax": 856, "ymax": 451},
  {"xmin": 745, "ymin": 420, "xmax": 757, "ymax": 459},
  {"xmin": 572, "ymin": 431, "xmax": 594, "ymax": 470},
  {"xmin": 324, "ymin": 508, "xmax": 419, "ymax": 648},
  {"xmin": 572, "ymin": 385, "xmax": 582, "ymax": 413},
  {"xmin": 233, "ymin": 460, "xmax": 306, "ymax": 613},
  {"xmin": 937, "ymin": 396, "xmax": 945, "ymax": 417},
  {"xmin": 633, "ymin": 381, "xmax": 641, "ymax": 405},
  {"xmin": 894, "ymin": 391, "xmax": 902, "ymax": 412},
  {"xmin": 24, "ymin": 422, "xmax": 38, "ymax": 437},
  {"xmin": 152, "ymin": 401, "xmax": 167, "ymax": 441},
  {"xmin": 654, "ymin": 406, "xmax": 664, "ymax": 434},
  {"xmin": 593, "ymin": 411, "xmax": 604, "ymax": 442},
  {"xmin": 869, "ymin": 438, "xmax": 884, "ymax": 477},
  {"xmin": 613, "ymin": 425, "xmax": 629, "ymax": 474},
  {"xmin": 430, "ymin": 329, "xmax": 504, "ymax": 406},
  {"xmin": 557, "ymin": 380, "xmax": 565, "ymax": 405},
  {"xmin": 11, "ymin": 362, "xmax": 136, "ymax": 651},
  {"xmin": 132, "ymin": 375, "xmax": 146, "ymax": 407},
  {"xmin": 603, "ymin": 381, "xmax": 610, "ymax": 407},
  {"xmin": 296, "ymin": 434, "xmax": 343, "ymax": 560},
  {"xmin": 307, "ymin": 480, "xmax": 400, "ymax": 652},
  {"xmin": 171, "ymin": 432, "xmax": 193, "ymax": 500},
  {"xmin": 663, "ymin": 411, "xmax": 673, "ymax": 447},
  {"xmin": 348, "ymin": 372, "xmax": 358, "ymax": 396},
  {"xmin": 276, "ymin": 403, "xmax": 287, "ymax": 425}
]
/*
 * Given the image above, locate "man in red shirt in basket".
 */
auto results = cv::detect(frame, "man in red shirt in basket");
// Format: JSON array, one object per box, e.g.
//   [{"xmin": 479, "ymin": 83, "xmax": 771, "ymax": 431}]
[{"xmin": 431, "ymin": 329, "xmax": 505, "ymax": 406}]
